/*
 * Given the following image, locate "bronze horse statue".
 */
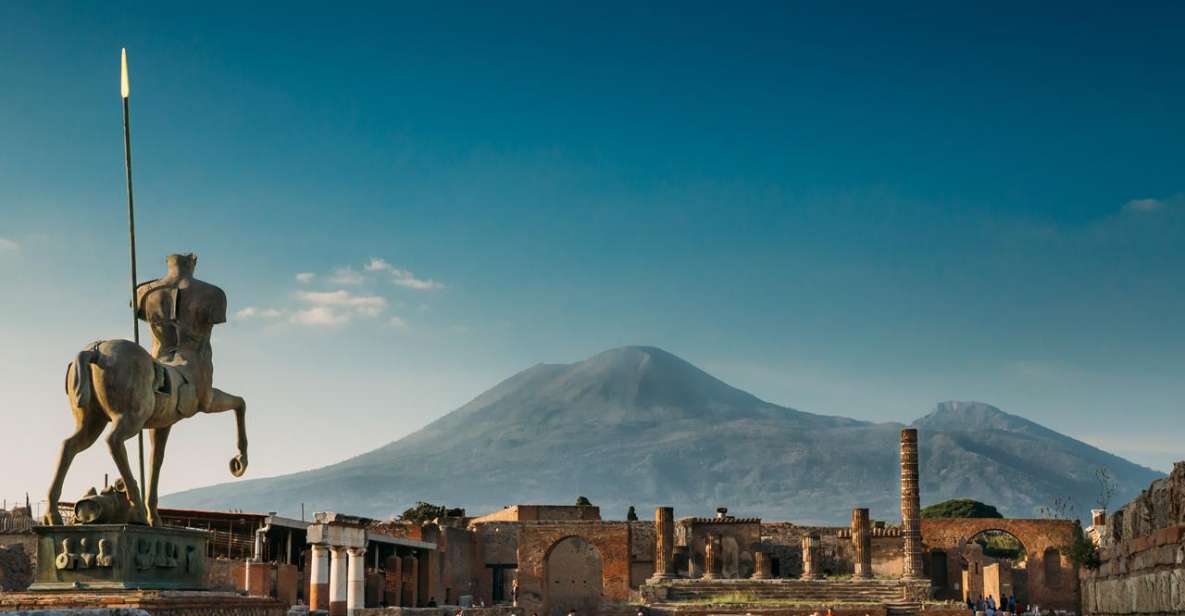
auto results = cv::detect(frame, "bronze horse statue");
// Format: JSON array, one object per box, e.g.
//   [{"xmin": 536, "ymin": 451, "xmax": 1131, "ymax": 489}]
[{"xmin": 44, "ymin": 254, "xmax": 248, "ymax": 526}]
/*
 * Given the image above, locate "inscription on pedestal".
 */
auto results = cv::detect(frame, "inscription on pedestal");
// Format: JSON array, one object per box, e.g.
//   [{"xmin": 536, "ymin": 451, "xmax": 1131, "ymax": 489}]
[{"xmin": 31, "ymin": 524, "xmax": 209, "ymax": 590}]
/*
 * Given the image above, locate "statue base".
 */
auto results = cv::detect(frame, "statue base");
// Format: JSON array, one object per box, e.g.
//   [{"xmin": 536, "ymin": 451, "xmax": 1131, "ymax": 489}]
[{"xmin": 30, "ymin": 524, "xmax": 210, "ymax": 591}]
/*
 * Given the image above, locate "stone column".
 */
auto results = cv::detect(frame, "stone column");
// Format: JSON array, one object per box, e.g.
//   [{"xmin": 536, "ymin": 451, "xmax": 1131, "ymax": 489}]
[
  {"xmin": 310, "ymin": 543, "xmax": 330, "ymax": 611},
  {"xmin": 347, "ymin": 547, "xmax": 366, "ymax": 614},
  {"xmin": 800, "ymin": 533, "xmax": 821, "ymax": 580},
  {"xmin": 330, "ymin": 546, "xmax": 349, "ymax": 616},
  {"xmin": 851, "ymin": 508, "xmax": 872, "ymax": 579},
  {"xmin": 901, "ymin": 428, "xmax": 924, "ymax": 579},
  {"xmin": 702, "ymin": 534, "xmax": 719, "ymax": 580},
  {"xmin": 752, "ymin": 551, "xmax": 770, "ymax": 579},
  {"xmin": 650, "ymin": 506, "xmax": 676, "ymax": 581}
]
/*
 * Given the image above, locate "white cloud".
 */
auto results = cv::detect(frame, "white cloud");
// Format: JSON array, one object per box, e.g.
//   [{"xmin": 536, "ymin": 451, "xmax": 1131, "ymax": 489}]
[
  {"xmin": 297, "ymin": 290, "xmax": 387, "ymax": 316},
  {"xmin": 388, "ymin": 315, "xmax": 410, "ymax": 331},
  {"xmin": 329, "ymin": 267, "xmax": 364, "ymax": 285},
  {"xmin": 1124, "ymin": 198, "xmax": 1165, "ymax": 213},
  {"xmin": 365, "ymin": 257, "xmax": 392, "ymax": 272},
  {"xmin": 295, "ymin": 272, "xmax": 316, "ymax": 283},
  {"xmin": 0, "ymin": 238, "xmax": 18, "ymax": 253},
  {"xmin": 290, "ymin": 307, "xmax": 350, "ymax": 327},
  {"xmin": 365, "ymin": 257, "xmax": 444, "ymax": 290},
  {"xmin": 236, "ymin": 306, "xmax": 285, "ymax": 320}
]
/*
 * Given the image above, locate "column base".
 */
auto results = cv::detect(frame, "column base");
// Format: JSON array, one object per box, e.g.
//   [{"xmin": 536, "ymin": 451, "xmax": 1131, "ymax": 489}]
[
  {"xmin": 800, "ymin": 574, "xmax": 822, "ymax": 581},
  {"xmin": 647, "ymin": 573, "xmax": 678, "ymax": 584}
]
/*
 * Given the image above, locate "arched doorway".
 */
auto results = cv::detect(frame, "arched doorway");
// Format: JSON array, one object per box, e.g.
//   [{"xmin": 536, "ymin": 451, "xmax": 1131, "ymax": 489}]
[
  {"xmin": 962, "ymin": 530, "xmax": 1028, "ymax": 605},
  {"xmin": 930, "ymin": 549, "xmax": 950, "ymax": 592},
  {"xmin": 544, "ymin": 537, "xmax": 603, "ymax": 616}
]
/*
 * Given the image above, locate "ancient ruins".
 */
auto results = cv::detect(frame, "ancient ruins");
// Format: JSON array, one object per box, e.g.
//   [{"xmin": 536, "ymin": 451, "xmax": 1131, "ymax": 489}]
[{"xmin": 2, "ymin": 427, "xmax": 1134, "ymax": 616}]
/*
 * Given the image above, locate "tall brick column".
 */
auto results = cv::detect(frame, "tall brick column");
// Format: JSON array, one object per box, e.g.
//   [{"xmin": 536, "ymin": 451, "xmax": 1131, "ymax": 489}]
[
  {"xmin": 851, "ymin": 508, "xmax": 872, "ymax": 579},
  {"xmin": 330, "ymin": 546, "xmax": 349, "ymax": 616},
  {"xmin": 901, "ymin": 428, "xmax": 924, "ymax": 579},
  {"xmin": 649, "ymin": 506, "xmax": 676, "ymax": 581},
  {"xmin": 310, "ymin": 543, "xmax": 330, "ymax": 611},
  {"xmin": 800, "ymin": 533, "xmax": 821, "ymax": 580}
]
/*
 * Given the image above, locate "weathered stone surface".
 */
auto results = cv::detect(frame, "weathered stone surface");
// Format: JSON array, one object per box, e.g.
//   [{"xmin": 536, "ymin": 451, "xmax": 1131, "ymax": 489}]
[
  {"xmin": 30, "ymin": 524, "xmax": 210, "ymax": 591},
  {"xmin": 1081, "ymin": 461, "xmax": 1185, "ymax": 616}
]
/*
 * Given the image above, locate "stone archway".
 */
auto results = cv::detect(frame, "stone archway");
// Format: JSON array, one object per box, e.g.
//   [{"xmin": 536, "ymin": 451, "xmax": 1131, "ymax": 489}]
[
  {"xmin": 921, "ymin": 518, "xmax": 1079, "ymax": 611},
  {"xmin": 516, "ymin": 522, "xmax": 630, "ymax": 616},
  {"xmin": 545, "ymin": 536, "xmax": 603, "ymax": 616},
  {"xmin": 962, "ymin": 529, "xmax": 1029, "ymax": 605}
]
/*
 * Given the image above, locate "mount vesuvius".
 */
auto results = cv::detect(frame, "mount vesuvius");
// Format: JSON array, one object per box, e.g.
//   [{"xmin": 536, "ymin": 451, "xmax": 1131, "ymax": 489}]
[{"xmin": 164, "ymin": 346, "xmax": 1161, "ymax": 524}]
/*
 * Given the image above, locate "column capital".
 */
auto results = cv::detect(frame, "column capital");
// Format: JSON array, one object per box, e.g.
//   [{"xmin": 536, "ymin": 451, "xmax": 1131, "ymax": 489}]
[{"xmin": 348, "ymin": 546, "xmax": 367, "ymax": 557}]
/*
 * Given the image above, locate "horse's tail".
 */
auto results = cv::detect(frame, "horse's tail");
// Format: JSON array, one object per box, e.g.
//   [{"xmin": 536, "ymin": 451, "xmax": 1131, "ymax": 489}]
[{"xmin": 66, "ymin": 345, "xmax": 99, "ymax": 410}]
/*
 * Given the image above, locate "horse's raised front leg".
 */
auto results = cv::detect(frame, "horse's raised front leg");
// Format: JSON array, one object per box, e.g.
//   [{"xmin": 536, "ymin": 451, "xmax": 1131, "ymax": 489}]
[
  {"xmin": 146, "ymin": 426, "xmax": 171, "ymax": 527},
  {"xmin": 45, "ymin": 406, "xmax": 107, "ymax": 525},
  {"xmin": 203, "ymin": 388, "xmax": 248, "ymax": 477},
  {"xmin": 107, "ymin": 416, "xmax": 149, "ymax": 525}
]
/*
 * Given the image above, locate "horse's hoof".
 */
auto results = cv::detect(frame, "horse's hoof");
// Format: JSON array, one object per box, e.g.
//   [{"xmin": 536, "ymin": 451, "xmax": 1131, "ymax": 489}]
[{"xmin": 229, "ymin": 454, "xmax": 248, "ymax": 477}]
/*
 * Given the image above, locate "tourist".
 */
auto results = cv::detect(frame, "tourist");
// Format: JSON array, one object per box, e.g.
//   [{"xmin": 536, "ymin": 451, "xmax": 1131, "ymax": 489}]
[{"xmin": 427, "ymin": 597, "xmax": 438, "ymax": 607}]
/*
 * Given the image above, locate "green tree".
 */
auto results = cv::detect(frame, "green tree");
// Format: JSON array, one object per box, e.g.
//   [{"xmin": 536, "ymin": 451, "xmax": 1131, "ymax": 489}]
[
  {"xmin": 921, "ymin": 499, "xmax": 1004, "ymax": 519},
  {"xmin": 399, "ymin": 501, "xmax": 448, "ymax": 524},
  {"xmin": 575, "ymin": 496, "xmax": 593, "ymax": 507}
]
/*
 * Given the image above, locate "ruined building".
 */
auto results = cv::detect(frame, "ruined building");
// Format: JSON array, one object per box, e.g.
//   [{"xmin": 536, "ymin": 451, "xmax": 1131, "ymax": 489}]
[{"xmin": 0, "ymin": 429, "xmax": 1090, "ymax": 614}]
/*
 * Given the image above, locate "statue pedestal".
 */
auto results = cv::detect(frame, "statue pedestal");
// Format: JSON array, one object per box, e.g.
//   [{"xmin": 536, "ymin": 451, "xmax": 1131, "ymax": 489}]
[{"xmin": 30, "ymin": 524, "xmax": 210, "ymax": 591}]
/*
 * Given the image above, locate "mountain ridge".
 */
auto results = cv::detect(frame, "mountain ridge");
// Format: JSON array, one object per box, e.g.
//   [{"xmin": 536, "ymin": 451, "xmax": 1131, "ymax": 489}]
[{"xmin": 164, "ymin": 346, "xmax": 1162, "ymax": 524}]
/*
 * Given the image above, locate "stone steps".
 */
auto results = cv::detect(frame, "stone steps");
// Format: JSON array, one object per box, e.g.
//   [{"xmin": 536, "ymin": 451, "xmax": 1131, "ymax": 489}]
[
  {"xmin": 885, "ymin": 601, "xmax": 922, "ymax": 616},
  {"xmin": 662, "ymin": 580, "xmax": 908, "ymax": 603}
]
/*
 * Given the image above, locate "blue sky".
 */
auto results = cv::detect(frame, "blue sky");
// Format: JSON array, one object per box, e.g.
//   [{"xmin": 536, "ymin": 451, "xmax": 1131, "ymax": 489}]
[{"xmin": 2, "ymin": 2, "xmax": 1183, "ymax": 509}]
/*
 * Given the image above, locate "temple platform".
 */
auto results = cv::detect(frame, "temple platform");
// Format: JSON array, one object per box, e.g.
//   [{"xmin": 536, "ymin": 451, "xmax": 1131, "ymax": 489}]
[{"xmin": 641, "ymin": 578, "xmax": 934, "ymax": 616}]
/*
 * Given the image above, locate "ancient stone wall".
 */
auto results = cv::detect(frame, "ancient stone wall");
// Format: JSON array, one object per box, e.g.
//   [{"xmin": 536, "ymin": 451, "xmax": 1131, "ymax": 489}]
[
  {"xmin": 438, "ymin": 524, "xmax": 481, "ymax": 605},
  {"xmin": 515, "ymin": 521, "xmax": 630, "ymax": 616},
  {"xmin": 921, "ymin": 518, "xmax": 1079, "ymax": 611},
  {"xmin": 472, "ymin": 506, "xmax": 601, "ymax": 523},
  {"xmin": 629, "ymin": 520, "xmax": 656, "ymax": 587},
  {"xmin": 760, "ymin": 523, "xmax": 854, "ymax": 578},
  {"xmin": 1081, "ymin": 462, "xmax": 1185, "ymax": 616},
  {"xmin": 677, "ymin": 517, "xmax": 760, "ymax": 579}
]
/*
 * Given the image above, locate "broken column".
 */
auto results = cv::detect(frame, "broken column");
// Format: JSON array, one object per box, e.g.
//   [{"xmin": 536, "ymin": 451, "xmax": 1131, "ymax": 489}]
[
  {"xmin": 649, "ymin": 506, "xmax": 676, "ymax": 581},
  {"xmin": 310, "ymin": 543, "xmax": 330, "ymax": 611},
  {"xmin": 752, "ymin": 551, "xmax": 770, "ymax": 579},
  {"xmin": 800, "ymin": 533, "xmax": 821, "ymax": 580},
  {"xmin": 347, "ymin": 547, "xmax": 366, "ymax": 614},
  {"xmin": 308, "ymin": 515, "xmax": 369, "ymax": 615},
  {"xmin": 702, "ymin": 534, "xmax": 719, "ymax": 580},
  {"xmin": 900, "ymin": 428, "xmax": 924, "ymax": 579},
  {"xmin": 851, "ymin": 508, "xmax": 872, "ymax": 579}
]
